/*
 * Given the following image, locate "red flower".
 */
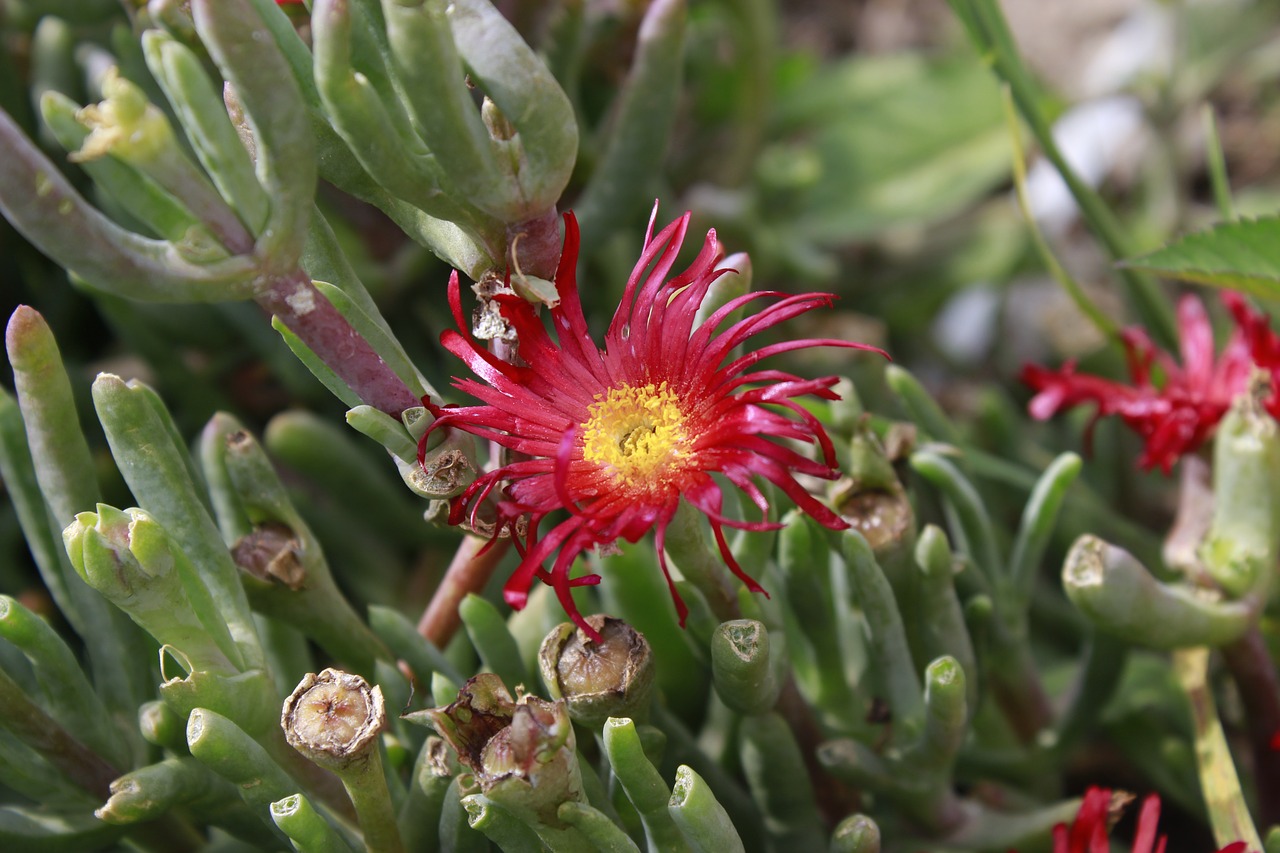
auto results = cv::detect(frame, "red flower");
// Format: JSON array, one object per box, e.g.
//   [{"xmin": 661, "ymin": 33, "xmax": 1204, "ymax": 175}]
[
  {"xmin": 1054, "ymin": 787, "xmax": 1165, "ymax": 853},
  {"xmin": 1052, "ymin": 787, "xmax": 1249, "ymax": 853},
  {"xmin": 1022, "ymin": 293, "xmax": 1280, "ymax": 473},
  {"xmin": 423, "ymin": 209, "xmax": 885, "ymax": 637}
]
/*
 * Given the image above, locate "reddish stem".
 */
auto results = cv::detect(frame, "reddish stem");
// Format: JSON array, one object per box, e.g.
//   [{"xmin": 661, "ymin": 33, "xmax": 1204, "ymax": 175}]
[
  {"xmin": 417, "ymin": 535, "xmax": 512, "ymax": 648},
  {"xmin": 257, "ymin": 271, "xmax": 420, "ymax": 416}
]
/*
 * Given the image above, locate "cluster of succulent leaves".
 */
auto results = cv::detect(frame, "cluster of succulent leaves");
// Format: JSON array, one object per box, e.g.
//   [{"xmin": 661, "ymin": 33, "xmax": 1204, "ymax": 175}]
[{"xmin": 1, "ymin": 0, "xmax": 1280, "ymax": 852}]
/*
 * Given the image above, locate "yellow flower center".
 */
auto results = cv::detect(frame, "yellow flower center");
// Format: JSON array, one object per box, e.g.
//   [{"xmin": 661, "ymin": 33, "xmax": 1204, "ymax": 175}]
[{"xmin": 581, "ymin": 382, "xmax": 688, "ymax": 484}]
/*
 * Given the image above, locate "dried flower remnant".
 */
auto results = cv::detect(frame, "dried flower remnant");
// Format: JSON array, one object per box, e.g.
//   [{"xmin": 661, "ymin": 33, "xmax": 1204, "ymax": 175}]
[
  {"xmin": 1022, "ymin": 293, "xmax": 1280, "ymax": 473},
  {"xmin": 425, "ymin": 208, "xmax": 886, "ymax": 637},
  {"xmin": 281, "ymin": 668, "xmax": 386, "ymax": 770},
  {"xmin": 419, "ymin": 673, "xmax": 585, "ymax": 826},
  {"xmin": 282, "ymin": 669, "xmax": 406, "ymax": 852}
]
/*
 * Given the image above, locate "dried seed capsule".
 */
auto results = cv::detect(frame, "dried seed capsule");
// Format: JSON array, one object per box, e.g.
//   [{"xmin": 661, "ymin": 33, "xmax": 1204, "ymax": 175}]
[
  {"xmin": 282, "ymin": 669, "xmax": 404, "ymax": 853},
  {"xmin": 282, "ymin": 669, "xmax": 386, "ymax": 771},
  {"xmin": 538, "ymin": 615, "xmax": 655, "ymax": 726}
]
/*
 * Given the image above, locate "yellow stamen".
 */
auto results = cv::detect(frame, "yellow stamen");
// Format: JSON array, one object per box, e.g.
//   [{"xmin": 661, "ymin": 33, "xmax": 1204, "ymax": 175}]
[{"xmin": 581, "ymin": 382, "xmax": 688, "ymax": 484}]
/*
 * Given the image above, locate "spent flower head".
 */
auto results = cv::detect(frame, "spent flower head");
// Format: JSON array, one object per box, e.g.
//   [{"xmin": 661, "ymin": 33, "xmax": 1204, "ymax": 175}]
[
  {"xmin": 424, "ymin": 207, "xmax": 885, "ymax": 638},
  {"xmin": 1022, "ymin": 292, "xmax": 1280, "ymax": 473},
  {"xmin": 419, "ymin": 673, "xmax": 584, "ymax": 826}
]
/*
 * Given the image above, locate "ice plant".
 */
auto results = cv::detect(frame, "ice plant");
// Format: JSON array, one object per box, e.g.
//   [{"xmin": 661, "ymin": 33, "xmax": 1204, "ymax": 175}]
[
  {"xmin": 423, "ymin": 208, "xmax": 885, "ymax": 637},
  {"xmin": 1022, "ymin": 292, "xmax": 1280, "ymax": 473}
]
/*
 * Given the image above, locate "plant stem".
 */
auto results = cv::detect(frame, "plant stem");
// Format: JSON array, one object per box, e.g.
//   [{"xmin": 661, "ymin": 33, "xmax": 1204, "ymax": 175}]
[
  {"xmin": 340, "ymin": 749, "xmax": 405, "ymax": 853},
  {"xmin": 950, "ymin": 0, "xmax": 1177, "ymax": 348},
  {"xmin": 1173, "ymin": 647, "xmax": 1263, "ymax": 851},
  {"xmin": 1002, "ymin": 86, "xmax": 1121, "ymax": 345},
  {"xmin": 663, "ymin": 499, "xmax": 740, "ymax": 623},
  {"xmin": 417, "ymin": 535, "xmax": 512, "ymax": 648},
  {"xmin": 258, "ymin": 270, "xmax": 420, "ymax": 416},
  {"xmin": 1220, "ymin": 629, "xmax": 1280, "ymax": 829}
]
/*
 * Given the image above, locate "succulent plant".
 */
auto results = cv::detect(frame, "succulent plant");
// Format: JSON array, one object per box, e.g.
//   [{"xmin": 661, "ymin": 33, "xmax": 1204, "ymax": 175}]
[{"xmin": 0, "ymin": 1, "xmax": 1277, "ymax": 852}]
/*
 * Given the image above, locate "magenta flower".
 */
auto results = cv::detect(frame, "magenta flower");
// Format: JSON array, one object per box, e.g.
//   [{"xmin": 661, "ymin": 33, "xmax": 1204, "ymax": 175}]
[
  {"xmin": 1022, "ymin": 293, "xmax": 1280, "ymax": 473},
  {"xmin": 422, "ymin": 209, "xmax": 885, "ymax": 637}
]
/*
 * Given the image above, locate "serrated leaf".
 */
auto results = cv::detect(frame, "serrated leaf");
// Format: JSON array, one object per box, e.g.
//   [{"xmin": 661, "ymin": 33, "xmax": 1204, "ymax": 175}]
[{"xmin": 1125, "ymin": 216, "xmax": 1280, "ymax": 300}]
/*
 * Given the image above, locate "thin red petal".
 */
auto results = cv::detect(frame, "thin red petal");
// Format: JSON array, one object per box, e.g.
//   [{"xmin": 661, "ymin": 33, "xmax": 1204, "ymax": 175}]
[{"xmin": 1130, "ymin": 794, "xmax": 1161, "ymax": 853}]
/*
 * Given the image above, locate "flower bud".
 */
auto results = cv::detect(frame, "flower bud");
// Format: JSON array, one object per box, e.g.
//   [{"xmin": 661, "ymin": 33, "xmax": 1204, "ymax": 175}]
[
  {"xmin": 418, "ymin": 673, "xmax": 585, "ymax": 827},
  {"xmin": 538, "ymin": 615, "xmax": 655, "ymax": 726},
  {"xmin": 831, "ymin": 814, "xmax": 881, "ymax": 853},
  {"xmin": 281, "ymin": 668, "xmax": 386, "ymax": 772},
  {"xmin": 69, "ymin": 68, "xmax": 175, "ymax": 165},
  {"xmin": 1201, "ymin": 382, "xmax": 1280, "ymax": 601},
  {"xmin": 63, "ymin": 504, "xmax": 240, "ymax": 674}
]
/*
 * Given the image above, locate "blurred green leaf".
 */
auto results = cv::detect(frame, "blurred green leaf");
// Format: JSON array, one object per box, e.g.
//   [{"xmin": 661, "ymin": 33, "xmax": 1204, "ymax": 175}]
[
  {"xmin": 771, "ymin": 54, "xmax": 1010, "ymax": 242},
  {"xmin": 1126, "ymin": 216, "xmax": 1280, "ymax": 299}
]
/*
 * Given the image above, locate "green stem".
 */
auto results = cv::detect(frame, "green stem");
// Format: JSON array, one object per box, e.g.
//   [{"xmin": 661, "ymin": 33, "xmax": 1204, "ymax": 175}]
[
  {"xmin": 738, "ymin": 713, "xmax": 826, "ymax": 850},
  {"xmin": 93, "ymin": 374, "xmax": 263, "ymax": 672},
  {"xmin": 3, "ymin": 312, "xmax": 154, "ymax": 725},
  {"xmin": 1002, "ymin": 86, "xmax": 1121, "ymax": 344},
  {"xmin": 187, "ymin": 707, "xmax": 357, "ymax": 832},
  {"xmin": 339, "ymin": 750, "xmax": 405, "ymax": 853},
  {"xmin": 650, "ymin": 704, "xmax": 766, "ymax": 852},
  {"xmin": 462, "ymin": 794, "xmax": 560, "ymax": 851},
  {"xmin": 710, "ymin": 620, "xmax": 780, "ymax": 716},
  {"xmin": 951, "ymin": 0, "xmax": 1176, "ymax": 347},
  {"xmin": 558, "ymin": 800, "xmax": 642, "ymax": 853},
  {"xmin": 839, "ymin": 531, "xmax": 924, "ymax": 736},
  {"xmin": 1062, "ymin": 535, "xmax": 1254, "ymax": 649},
  {"xmin": 663, "ymin": 500, "xmax": 741, "ymax": 623},
  {"xmin": 1201, "ymin": 106, "xmax": 1236, "ymax": 221},
  {"xmin": 602, "ymin": 717, "xmax": 692, "ymax": 853},
  {"xmin": 1050, "ymin": 630, "xmax": 1129, "ymax": 754},
  {"xmin": 0, "ymin": 596, "xmax": 124, "ymax": 768},
  {"xmin": 1173, "ymin": 647, "xmax": 1263, "ymax": 851},
  {"xmin": 397, "ymin": 740, "xmax": 452, "ymax": 853},
  {"xmin": 1220, "ymin": 629, "xmax": 1280, "ymax": 828},
  {"xmin": 458, "ymin": 593, "xmax": 532, "ymax": 693}
]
